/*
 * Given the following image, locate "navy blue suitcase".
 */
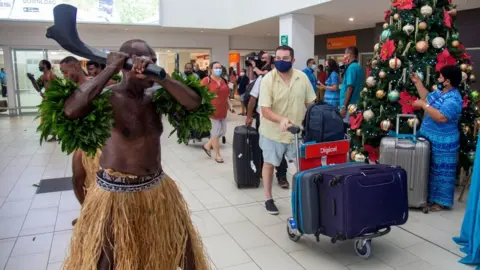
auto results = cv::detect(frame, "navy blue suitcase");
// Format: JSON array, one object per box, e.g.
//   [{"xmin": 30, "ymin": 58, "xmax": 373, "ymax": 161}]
[{"xmin": 291, "ymin": 163, "xmax": 409, "ymax": 241}]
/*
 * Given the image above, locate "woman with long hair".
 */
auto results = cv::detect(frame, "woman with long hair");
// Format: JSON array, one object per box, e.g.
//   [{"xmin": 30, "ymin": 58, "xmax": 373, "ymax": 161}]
[{"xmin": 319, "ymin": 58, "xmax": 340, "ymax": 106}]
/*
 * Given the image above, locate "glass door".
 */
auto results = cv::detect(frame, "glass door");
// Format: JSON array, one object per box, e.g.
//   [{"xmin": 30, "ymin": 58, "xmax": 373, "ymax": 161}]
[{"xmin": 13, "ymin": 49, "xmax": 46, "ymax": 114}]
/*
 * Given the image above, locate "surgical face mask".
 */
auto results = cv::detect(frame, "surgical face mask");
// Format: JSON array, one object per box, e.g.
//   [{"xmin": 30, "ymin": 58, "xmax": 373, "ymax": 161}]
[
  {"xmin": 310, "ymin": 64, "xmax": 317, "ymax": 70},
  {"xmin": 274, "ymin": 60, "xmax": 292, "ymax": 73},
  {"xmin": 437, "ymin": 80, "xmax": 445, "ymax": 91},
  {"xmin": 240, "ymin": 72, "xmax": 245, "ymax": 77},
  {"xmin": 213, "ymin": 68, "xmax": 222, "ymax": 77}
]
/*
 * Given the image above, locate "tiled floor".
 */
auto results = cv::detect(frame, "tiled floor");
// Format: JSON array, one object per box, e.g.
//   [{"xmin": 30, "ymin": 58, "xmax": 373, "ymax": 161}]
[{"xmin": 0, "ymin": 114, "xmax": 475, "ymax": 270}]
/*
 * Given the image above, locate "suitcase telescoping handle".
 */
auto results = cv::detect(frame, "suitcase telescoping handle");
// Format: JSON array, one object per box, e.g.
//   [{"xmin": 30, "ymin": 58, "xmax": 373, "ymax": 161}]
[
  {"xmin": 395, "ymin": 114, "xmax": 418, "ymax": 149},
  {"xmin": 287, "ymin": 125, "xmax": 301, "ymax": 172}
]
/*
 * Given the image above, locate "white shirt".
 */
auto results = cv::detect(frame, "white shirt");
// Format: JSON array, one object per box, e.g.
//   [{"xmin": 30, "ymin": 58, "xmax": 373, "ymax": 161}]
[{"xmin": 250, "ymin": 75, "xmax": 263, "ymax": 115}]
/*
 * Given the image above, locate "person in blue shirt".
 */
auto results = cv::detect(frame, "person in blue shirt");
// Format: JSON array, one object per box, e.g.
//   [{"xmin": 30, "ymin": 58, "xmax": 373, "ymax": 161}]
[
  {"xmin": 303, "ymin": 58, "xmax": 318, "ymax": 94},
  {"xmin": 319, "ymin": 59, "xmax": 340, "ymax": 106},
  {"xmin": 340, "ymin": 46, "xmax": 364, "ymax": 122},
  {"xmin": 411, "ymin": 65, "xmax": 463, "ymax": 212},
  {"xmin": 0, "ymin": 68, "xmax": 6, "ymax": 97}
]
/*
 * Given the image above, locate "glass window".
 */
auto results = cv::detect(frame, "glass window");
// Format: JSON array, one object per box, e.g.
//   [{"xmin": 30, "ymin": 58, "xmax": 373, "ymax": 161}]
[{"xmin": 14, "ymin": 50, "xmax": 46, "ymax": 112}]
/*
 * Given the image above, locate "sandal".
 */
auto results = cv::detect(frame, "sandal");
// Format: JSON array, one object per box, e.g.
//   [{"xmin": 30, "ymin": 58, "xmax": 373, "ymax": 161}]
[
  {"xmin": 202, "ymin": 145, "xmax": 211, "ymax": 158},
  {"xmin": 215, "ymin": 158, "xmax": 224, "ymax": 164},
  {"xmin": 429, "ymin": 204, "xmax": 445, "ymax": 212}
]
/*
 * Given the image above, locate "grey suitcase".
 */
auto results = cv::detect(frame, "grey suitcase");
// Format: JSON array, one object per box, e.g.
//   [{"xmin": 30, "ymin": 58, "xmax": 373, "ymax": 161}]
[{"xmin": 379, "ymin": 114, "xmax": 430, "ymax": 213}]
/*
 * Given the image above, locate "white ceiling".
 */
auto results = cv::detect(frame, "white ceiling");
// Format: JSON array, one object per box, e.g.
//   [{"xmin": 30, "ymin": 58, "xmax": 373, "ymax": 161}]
[
  {"xmin": 1, "ymin": 0, "xmax": 479, "ymax": 38},
  {"xmin": 230, "ymin": 0, "xmax": 480, "ymax": 37}
]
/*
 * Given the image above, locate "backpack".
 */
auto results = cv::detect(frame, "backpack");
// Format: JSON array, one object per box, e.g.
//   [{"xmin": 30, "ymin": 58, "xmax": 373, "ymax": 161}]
[{"xmin": 303, "ymin": 102, "xmax": 345, "ymax": 143}]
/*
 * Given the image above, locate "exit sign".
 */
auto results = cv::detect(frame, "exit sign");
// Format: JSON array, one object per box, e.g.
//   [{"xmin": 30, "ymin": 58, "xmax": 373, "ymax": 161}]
[{"xmin": 280, "ymin": 35, "xmax": 289, "ymax": 46}]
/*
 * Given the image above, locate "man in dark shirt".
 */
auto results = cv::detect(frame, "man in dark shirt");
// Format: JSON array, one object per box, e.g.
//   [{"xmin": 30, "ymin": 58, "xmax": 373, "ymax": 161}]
[{"xmin": 236, "ymin": 69, "xmax": 249, "ymax": 115}]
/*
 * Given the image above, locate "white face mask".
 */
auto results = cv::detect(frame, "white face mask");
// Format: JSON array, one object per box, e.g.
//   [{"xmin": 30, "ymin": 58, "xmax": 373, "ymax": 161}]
[
  {"xmin": 240, "ymin": 72, "xmax": 245, "ymax": 76},
  {"xmin": 311, "ymin": 64, "xmax": 317, "ymax": 70}
]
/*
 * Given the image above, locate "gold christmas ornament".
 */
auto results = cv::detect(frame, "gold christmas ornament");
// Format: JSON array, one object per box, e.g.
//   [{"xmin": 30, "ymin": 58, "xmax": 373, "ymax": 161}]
[
  {"xmin": 408, "ymin": 118, "xmax": 420, "ymax": 128},
  {"xmin": 348, "ymin": 104, "xmax": 358, "ymax": 114},
  {"xmin": 356, "ymin": 129, "xmax": 362, "ymax": 137},
  {"xmin": 361, "ymin": 88, "xmax": 368, "ymax": 97},
  {"xmin": 468, "ymin": 66, "xmax": 473, "ymax": 72},
  {"xmin": 383, "ymin": 23, "xmax": 389, "ymax": 29},
  {"xmin": 416, "ymin": 41, "xmax": 429, "ymax": 53},
  {"xmin": 418, "ymin": 22, "xmax": 428, "ymax": 30},
  {"xmin": 371, "ymin": 60, "xmax": 378, "ymax": 68},
  {"xmin": 452, "ymin": 40, "xmax": 460, "ymax": 48},
  {"xmin": 393, "ymin": 13, "xmax": 400, "ymax": 20},
  {"xmin": 389, "ymin": 58, "xmax": 402, "ymax": 70},
  {"xmin": 421, "ymin": 5, "xmax": 433, "ymax": 17},
  {"xmin": 376, "ymin": 89, "xmax": 386, "ymax": 99},
  {"xmin": 471, "ymin": 74, "xmax": 476, "ymax": 83},
  {"xmin": 461, "ymin": 63, "xmax": 468, "ymax": 72},
  {"xmin": 380, "ymin": 120, "xmax": 392, "ymax": 131},
  {"xmin": 379, "ymin": 71, "xmax": 387, "ymax": 79},
  {"xmin": 462, "ymin": 72, "xmax": 468, "ymax": 82},
  {"xmin": 350, "ymin": 150, "xmax": 359, "ymax": 161},
  {"xmin": 449, "ymin": 9, "xmax": 457, "ymax": 16},
  {"xmin": 462, "ymin": 125, "xmax": 471, "ymax": 135},
  {"xmin": 374, "ymin": 43, "xmax": 380, "ymax": 52}
]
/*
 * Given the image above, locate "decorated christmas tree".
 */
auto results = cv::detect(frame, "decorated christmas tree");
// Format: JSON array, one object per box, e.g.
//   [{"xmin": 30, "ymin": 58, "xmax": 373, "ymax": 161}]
[{"xmin": 349, "ymin": 0, "xmax": 478, "ymax": 170}]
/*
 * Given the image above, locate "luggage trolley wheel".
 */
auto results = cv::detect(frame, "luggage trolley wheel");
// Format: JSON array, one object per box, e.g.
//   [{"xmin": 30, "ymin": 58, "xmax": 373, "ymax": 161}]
[{"xmin": 354, "ymin": 239, "xmax": 372, "ymax": 259}]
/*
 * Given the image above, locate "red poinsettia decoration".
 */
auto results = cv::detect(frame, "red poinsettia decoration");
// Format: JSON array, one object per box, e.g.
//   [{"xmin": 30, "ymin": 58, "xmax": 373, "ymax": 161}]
[
  {"xmin": 398, "ymin": 91, "xmax": 421, "ymax": 114},
  {"xmin": 463, "ymin": 95, "xmax": 470, "ymax": 109},
  {"xmin": 350, "ymin": 114, "xmax": 364, "ymax": 130},
  {"xmin": 444, "ymin": 9, "xmax": 452, "ymax": 28},
  {"xmin": 384, "ymin": 10, "xmax": 391, "ymax": 22},
  {"xmin": 436, "ymin": 49, "xmax": 457, "ymax": 72},
  {"xmin": 393, "ymin": 0, "xmax": 415, "ymax": 10},
  {"xmin": 380, "ymin": 39, "xmax": 396, "ymax": 61},
  {"xmin": 364, "ymin": 145, "xmax": 380, "ymax": 162}
]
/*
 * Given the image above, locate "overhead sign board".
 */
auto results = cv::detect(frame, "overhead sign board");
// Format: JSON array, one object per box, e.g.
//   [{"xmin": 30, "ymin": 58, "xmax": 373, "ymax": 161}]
[
  {"xmin": 0, "ymin": 0, "xmax": 160, "ymax": 25},
  {"xmin": 327, "ymin": 36, "xmax": 357, "ymax": 50}
]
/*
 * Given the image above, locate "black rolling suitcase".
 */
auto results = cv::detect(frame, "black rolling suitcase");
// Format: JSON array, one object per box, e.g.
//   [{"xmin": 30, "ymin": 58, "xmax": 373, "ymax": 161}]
[{"xmin": 232, "ymin": 126, "xmax": 261, "ymax": 188}]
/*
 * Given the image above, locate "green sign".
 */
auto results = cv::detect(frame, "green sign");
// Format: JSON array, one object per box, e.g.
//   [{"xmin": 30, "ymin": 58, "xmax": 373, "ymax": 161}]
[{"xmin": 280, "ymin": 35, "xmax": 289, "ymax": 46}]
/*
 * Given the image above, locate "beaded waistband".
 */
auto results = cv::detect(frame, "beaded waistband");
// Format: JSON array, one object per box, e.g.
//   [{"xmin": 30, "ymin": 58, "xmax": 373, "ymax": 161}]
[{"xmin": 96, "ymin": 168, "xmax": 164, "ymax": 193}]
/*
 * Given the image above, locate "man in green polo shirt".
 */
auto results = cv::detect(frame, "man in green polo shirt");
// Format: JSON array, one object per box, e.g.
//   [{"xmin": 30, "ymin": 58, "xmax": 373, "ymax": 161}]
[{"xmin": 340, "ymin": 46, "xmax": 364, "ymax": 122}]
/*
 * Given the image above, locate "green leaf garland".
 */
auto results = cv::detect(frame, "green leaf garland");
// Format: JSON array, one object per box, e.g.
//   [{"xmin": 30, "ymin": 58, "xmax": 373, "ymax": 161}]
[
  {"xmin": 36, "ymin": 79, "xmax": 114, "ymax": 157},
  {"xmin": 153, "ymin": 73, "xmax": 216, "ymax": 144}
]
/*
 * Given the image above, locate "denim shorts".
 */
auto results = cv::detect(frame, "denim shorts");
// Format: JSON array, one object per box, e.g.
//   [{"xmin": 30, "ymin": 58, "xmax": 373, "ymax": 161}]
[{"xmin": 259, "ymin": 135, "xmax": 295, "ymax": 167}]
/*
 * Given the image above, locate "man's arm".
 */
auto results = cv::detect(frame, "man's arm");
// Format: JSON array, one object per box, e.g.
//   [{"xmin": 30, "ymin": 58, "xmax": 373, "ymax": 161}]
[{"xmin": 153, "ymin": 76, "xmax": 201, "ymax": 111}]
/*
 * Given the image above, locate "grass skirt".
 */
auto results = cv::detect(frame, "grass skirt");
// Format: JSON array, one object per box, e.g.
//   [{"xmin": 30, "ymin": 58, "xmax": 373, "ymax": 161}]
[
  {"xmin": 63, "ymin": 173, "xmax": 209, "ymax": 270},
  {"xmin": 80, "ymin": 149, "xmax": 102, "ymax": 189}
]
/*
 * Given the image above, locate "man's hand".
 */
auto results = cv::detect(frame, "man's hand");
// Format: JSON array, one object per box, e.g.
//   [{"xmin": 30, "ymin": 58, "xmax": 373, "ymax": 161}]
[
  {"xmin": 280, "ymin": 118, "xmax": 292, "ymax": 132},
  {"xmin": 106, "ymin": 51, "xmax": 129, "ymax": 74},
  {"xmin": 410, "ymin": 73, "xmax": 421, "ymax": 85},
  {"xmin": 340, "ymin": 107, "xmax": 347, "ymax": 118},
  {"xmin": 245, "ymin": 116, "xmax": 253, "ymax": 127}
]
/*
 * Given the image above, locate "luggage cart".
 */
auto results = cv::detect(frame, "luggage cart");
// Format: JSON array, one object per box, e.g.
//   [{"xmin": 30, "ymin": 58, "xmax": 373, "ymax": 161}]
[{"xmin": 285, "ymin": 126, "xmax": 391, "ymax": 259}]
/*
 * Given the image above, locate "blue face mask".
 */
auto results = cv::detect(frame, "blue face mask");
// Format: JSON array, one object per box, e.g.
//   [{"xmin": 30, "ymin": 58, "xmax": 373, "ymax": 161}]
[
  {"xmin": 275, "ymin": 60, "xmax": 292, "ymax": 73},
  {"xmin": 213, "ymin": 69, "xmax": 222, "ymax": 77}
]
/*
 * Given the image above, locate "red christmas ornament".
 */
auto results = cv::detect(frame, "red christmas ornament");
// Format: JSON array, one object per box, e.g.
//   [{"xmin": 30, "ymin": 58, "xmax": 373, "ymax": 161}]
[
  {"xmin": 436, "ymin": 49, "xmax": 456, "ymax": 72},
  {"xmin": 463, "ymin": 95, "xmax": 470, "ymax": 109},
  {"xmin": 380, "ymin": 39, "xmax": 396, "ymax": 61},
  {"xmin": 350, "ymin": 114, "xmax": 364, "ymax": 130},
  {"xmin": 364, "ymin": 145, "xmax": 380, "ymax": 163},
  {"xmin": 443, "ymin": 9, "xmax": 452, "ymax": 29},
  {"xmin": 398, "ymin": 92, "xmax": 421, "ymax": 114},
  {"xmin": 393, "ymin": 0, "xmax": 415, "ymax": 10}
]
